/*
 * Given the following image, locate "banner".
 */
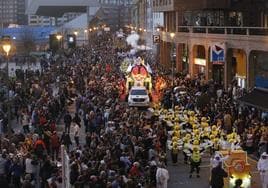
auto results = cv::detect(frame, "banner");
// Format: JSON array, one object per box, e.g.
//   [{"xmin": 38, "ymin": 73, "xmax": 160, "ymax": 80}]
[{"xmin": 211, "ymin": 43, "xmax": 226, "ymax": 64}]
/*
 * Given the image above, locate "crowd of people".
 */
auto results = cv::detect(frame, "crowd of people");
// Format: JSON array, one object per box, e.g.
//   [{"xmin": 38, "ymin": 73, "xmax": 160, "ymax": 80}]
[{"xmin": 0, "ymin": 30, "xmax": 266, "ymax": 188}]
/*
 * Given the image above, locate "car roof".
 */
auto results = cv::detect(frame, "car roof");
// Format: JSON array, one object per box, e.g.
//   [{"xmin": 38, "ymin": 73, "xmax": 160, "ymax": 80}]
[{"xmin": 130, "ymin": 86, "xmax": 147, "ymax": 90}]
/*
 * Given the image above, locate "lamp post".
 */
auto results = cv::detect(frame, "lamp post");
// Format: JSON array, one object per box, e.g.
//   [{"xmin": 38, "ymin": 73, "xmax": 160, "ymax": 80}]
[
  {"xmin": 84, "ymin": 29, "xmax": 88, "ymax": 44},
  {"xmin": 2, "ymin": 38, "xmax": 11, "ymax": 137},
  {"xmin": 170, "ymin": 32, "xmax": 175, "ymax": 113}
]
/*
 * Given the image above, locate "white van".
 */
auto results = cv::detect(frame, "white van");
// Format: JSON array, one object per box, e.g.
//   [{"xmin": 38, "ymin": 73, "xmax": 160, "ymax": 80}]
[{"xmin": 128, "ymin": 86, "xmax": 150, "ymax": 107}]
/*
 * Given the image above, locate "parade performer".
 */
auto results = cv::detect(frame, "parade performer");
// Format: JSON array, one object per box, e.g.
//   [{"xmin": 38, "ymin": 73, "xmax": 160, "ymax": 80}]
[
  {"xmin": 257, "ymin": 152, "xmax": 268, "ymax": 188},
  {"xmin": 182, "ymin": 133, "xmax": 191, "ymax": 164},
  {"xmin": 189, "ymin": 146, "xmax": 203, "ymax": 178},
  {"xmin": 156, "ymin": 163, "xmax": 169, "ymax": 188},
  {"xmin": 171, "ymin": 142, "xmax": 179, "ymax": 164},
  {"xmin": 210, "ymin": 152, "xmax": 229, "ymax": 168}
]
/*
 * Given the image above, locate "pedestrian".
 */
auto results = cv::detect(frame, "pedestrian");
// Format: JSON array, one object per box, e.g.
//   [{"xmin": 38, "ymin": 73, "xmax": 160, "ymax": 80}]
[
  {"xmin": 210, "ymin": 162, "xmax": 228, "ymax": 188},
  {"xmin": 223, "ymin": 111, "xmax": 232, "ymax": 134},
  {"xmin": 257, "ymin": 152, "xmax": 268, "ymax": 188},
  {"xmin": 233, "ymin": 179, "xmax": 243, "ymax": 188},
  {"xmin": 10, "ymin": 157, "xmax": 23, "ymax": 188},
  {"xmin": 73, "ymin": 122, "xmax": 80, "ymax": 147},
  {"xmin": 60, "ymin": 132, "xmax": 72, "ymax": 152},
  {"xmin": 64, "ymin": 111, "xmax": 72, "ymax": 133},
  {"xmin": 21, "ymin": 110, "xmax": 30, "ymax": 134},
  {"xmin": 21, "ymin": 174, "xmax": 34, "ymax": 188},
  {"xmin": 50, "ymin": 131, "xmax": 60, "ymax": 161},
  {"xmin": 73, "ymin": 113, "xmax": 81, "ymax": 127},
  {"xmin": 34, "ymin": 137, "xmax": 46, "ymax": 159},
  {"xmin": 156, "ymin": 163, "xmax": 169, "ymax": 188}
]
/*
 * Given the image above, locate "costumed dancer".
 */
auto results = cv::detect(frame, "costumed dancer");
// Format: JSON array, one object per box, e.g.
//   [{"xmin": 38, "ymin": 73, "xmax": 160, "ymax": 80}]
[
  {"xmin": 188, "ymin": 140, "xmax": 205, "ymax": 178},
  {"xmin": 257, "ymin": 152, "xmax": 268, "ymax": 188}
]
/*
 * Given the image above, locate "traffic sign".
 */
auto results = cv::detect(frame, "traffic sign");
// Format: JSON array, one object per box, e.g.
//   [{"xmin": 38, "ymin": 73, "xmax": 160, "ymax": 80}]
[{"xmin": 153, "ymin": 35, "xmax": 160, "ymax": 43}]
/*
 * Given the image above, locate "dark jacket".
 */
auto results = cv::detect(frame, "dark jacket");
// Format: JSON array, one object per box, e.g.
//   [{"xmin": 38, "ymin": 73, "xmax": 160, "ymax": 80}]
[{"xmin": 210, "ymin": 165, "xmax": 228, "ymax": 188}]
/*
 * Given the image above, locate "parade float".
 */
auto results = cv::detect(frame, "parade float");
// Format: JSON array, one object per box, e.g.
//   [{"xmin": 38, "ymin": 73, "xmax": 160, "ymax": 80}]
[
  {"xmin": 125, "ymin": 57, "xmax": 152, "ymax": 93},
  {"xmin": 218, "ymin": 150, "xmax": 251, "ymax": 188}
]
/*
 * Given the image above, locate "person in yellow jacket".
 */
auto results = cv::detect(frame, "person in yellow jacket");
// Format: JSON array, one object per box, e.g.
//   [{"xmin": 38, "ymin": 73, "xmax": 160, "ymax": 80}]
[
  {"xmin": 189, "ymin": 146, "xmax": 204, "ymax": 178},
  {"xmin": 171, "ymin": 142, "xmax": 179, "ymax": 164},
  {"xmin": 183, "ymin": 134, "xmax": 191, "ymax": 164}
]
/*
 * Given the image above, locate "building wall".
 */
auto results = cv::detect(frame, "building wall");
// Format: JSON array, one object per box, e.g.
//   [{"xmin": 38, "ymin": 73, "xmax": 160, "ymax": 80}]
[
  {"xmin": 28, "ymin": 13, "xmax": 82, "ymax": 27},
  {"xmin": 0, "ymin": 0, "xmax": 27, "ymax": 27}
]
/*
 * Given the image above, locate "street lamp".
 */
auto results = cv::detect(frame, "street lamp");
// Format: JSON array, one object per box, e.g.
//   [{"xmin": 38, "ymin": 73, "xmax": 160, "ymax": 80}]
[
  {"xmin": 3, "ymin": 44, "xmax": 11, "ymax": 56},
  {"xmin": 84, "ymin": 29, "xmax": 88, "ymax": 44},
  {"xmin": 170, "ymin": 32, "xmax": 176, "ymax": 113},
  {"xmin": 56, "ymin": 34, "xmax": 63, "ymax": 49},
  {"xmin": 2, "ymin": 37, "xmax": 12, "ymax": 137},
  {"xmin": 74, "ymin": 31, "xmax": 78, "ymax": 36}
]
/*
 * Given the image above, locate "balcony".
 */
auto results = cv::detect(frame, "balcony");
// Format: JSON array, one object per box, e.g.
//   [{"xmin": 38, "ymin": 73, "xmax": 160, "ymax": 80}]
[
  {"xmin": 153, "ymin": 0, "xmax": 174, "ymax": 12},
  {"xmin": 153, "ymin": 0, "xmax": 229, "ymax": 12},
  {"xmin": 161, "ymin": 26, "xmax": 268, "ymax": 52},
  {"xmin": 176, "ymin": 26, "xmax": 268, "ymax": 36}
]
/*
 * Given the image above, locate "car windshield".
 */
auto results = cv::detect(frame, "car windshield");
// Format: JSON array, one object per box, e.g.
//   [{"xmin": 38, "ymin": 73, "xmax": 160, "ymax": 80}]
[{"xmin": 131, "ymin": 89, "xmax": 147, "ymax": 95}]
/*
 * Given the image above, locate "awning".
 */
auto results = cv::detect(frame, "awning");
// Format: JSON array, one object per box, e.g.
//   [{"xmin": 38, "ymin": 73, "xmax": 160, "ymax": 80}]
[{"xmin": 237, "ymin": 88, "xmax": 268, "ymax": 111}]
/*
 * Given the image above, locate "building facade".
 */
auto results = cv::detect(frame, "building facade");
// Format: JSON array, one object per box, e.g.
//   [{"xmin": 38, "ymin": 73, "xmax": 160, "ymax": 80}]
[
  {"xmin": 0, "ymin": 0, "xmax": 27, "ymax": 27},
  {"xmin": 153, "ymin": 0, "xmax": 268, "ymax": 89},
  {"xmin": 28, "ymin": 13, "xmax": 82, "ymax": 27},
  {"xmin": 131, "ymin": 0, "xmax": 164, "ymax": 49}
]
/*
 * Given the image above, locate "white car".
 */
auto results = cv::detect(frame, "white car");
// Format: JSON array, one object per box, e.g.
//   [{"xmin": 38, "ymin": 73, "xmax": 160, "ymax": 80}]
[{"xmin": 128, "ymin": 86, "xmax": 150, "ymax": 107}]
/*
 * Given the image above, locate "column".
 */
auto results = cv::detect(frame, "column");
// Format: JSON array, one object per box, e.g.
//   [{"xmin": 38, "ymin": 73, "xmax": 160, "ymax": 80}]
[
  {"xmin": 176, "ymin": 43, "xmax": 183, "ymax": 72},
  {"xmin": 246, "ymin": 50, "xmax": 251, "ymax": 90},
  {"xmin": 205, "ymin": 45, "xmax": 213, "ymax": 81},
  {"xmin": 175, "ymin": 11, "xmax": 179, "ymax": 32},
  {"xmin": 225, "ymin": 49, "xmax": 232, "ymax": 90},
  {"xmin": 188, "ymin": 43, "xmax": 194, "ymax": 78},
  {"xmin": 160, "ymin": 40, "xmax": 164, "ymax": 65}
]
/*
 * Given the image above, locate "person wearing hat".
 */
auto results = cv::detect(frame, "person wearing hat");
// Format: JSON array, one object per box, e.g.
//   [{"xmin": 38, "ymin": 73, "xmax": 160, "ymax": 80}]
[{"xmin": 258, "ymin": 152, "xmax": 268, "ymax": 188}]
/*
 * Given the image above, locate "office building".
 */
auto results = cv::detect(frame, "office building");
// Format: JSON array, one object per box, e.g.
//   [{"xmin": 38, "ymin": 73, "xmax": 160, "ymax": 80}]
[
  {"xmin": 153, "ymin": 0, "xmax": 268, "ymax": 89},
  {"xmin": 0, "ymin": 0, "xmax": 27, "ymax": 27}
]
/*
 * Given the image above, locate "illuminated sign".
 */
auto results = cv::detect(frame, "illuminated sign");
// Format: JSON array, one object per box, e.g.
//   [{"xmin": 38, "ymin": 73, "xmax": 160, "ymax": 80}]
[
  {"xmin": 153, "ymin": 35, "xmax": 160, "ymax": 43},
  {"xmin": 194, "ymin": 58, "xmax": 206, "ymax": 66},
  {"xmin": 211, "ymin": 43, "xmax": 225, "ymax": 64}
]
